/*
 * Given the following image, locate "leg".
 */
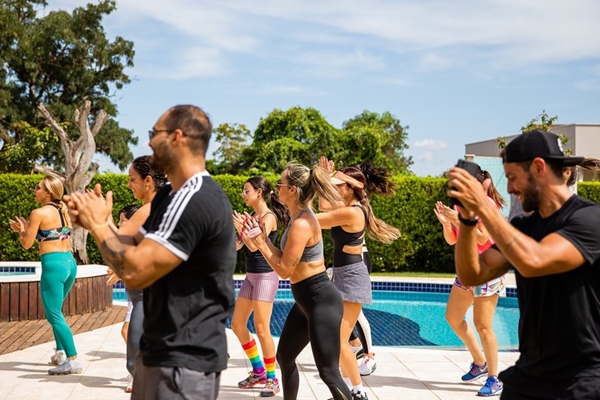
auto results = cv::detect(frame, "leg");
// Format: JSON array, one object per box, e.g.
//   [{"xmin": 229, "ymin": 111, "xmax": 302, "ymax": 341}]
[
  {"xmin": 306, "ymin": 293, "xmax": 352, "ymax": 400},
  {"xmin": 445, "ymin": 284, "xmax": 484, "ymax": 365},
  {"xmin": 473, "ymin": 295, "xmax": 500, "ymax": 376},
  {"xmin": 126, "ymin": 290, "xmax": 144, "ymax": 376},
  {"xmin": 355, "ymin": 310, "xmax": 373, "ymax": 355},
  {"xmin": 40, "ymin": 254, "xmax": 77, "ymax": 359},
  {"xmin": 253, "ymin": 299, "xmax": 276, "ymax": 364},
  {"xmin": 132, "ymin": 362, "xmax": 221, "ymax": 400},
  {"xmin": 339, "ymin": 301, "xmax": 363, "ymax": 386},
  {"xmin": 231, "ymin": 296, "xmax": 256, "ymax": 348},
  {"xmin": 276, "ymin": 303, "xmax": 310, "ymax": 399}
]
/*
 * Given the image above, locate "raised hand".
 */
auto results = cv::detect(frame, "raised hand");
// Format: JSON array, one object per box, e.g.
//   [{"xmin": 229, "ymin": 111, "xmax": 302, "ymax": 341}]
[
  {"xmin": 64, "ymin": 183, "xmax": 114, "ymax": 232},
  {"xmin": 319, "ymin": 156, "xmax": 335, "ymax": 175}
]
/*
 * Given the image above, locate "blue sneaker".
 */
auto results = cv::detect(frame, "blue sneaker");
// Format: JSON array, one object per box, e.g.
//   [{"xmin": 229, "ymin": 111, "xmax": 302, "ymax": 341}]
[
  {"xmin": 477, "ymin": 375, "xmax": 503, "ymax": 397},
  {"xmin": 461, "ymin": 362, "xmax": 488, "ymax": 382}
]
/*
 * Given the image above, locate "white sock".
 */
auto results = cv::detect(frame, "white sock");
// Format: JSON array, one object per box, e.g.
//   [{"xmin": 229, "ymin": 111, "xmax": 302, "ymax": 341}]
[
  {"xmin": 353, "ymin": 383, "xmax": 364, "ymax": 393},
  {"xmin": 343, "ymin": 377, "xmax": 352, "ymax": 390}
]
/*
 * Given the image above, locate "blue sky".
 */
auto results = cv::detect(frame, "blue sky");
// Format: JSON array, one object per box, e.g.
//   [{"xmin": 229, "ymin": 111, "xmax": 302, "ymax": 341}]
[{"xmin": 50, "ymin": 0, "xmax": 600, "ymax": 177}]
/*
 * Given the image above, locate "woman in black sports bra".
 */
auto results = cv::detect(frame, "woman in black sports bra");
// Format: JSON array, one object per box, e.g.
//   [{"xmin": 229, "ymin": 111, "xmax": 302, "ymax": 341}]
[
  {"xmin": 231, "ymin": 176, "xmax": 289, "ymax": 397},
  {"xmin": 9, "ymin": 175, "xmax": 81, "ymax": 375},
  {"xmin": 242, "ymin": 163, "xmax": 352, "ymax": 400},
  {"xmin": 317, "ymin": 158, "xmax": 401, "ymax": 399}
]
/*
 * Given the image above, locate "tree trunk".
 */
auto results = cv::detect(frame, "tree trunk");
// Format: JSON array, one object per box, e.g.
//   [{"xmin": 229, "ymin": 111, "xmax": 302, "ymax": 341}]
[{"xmin": 36, "ymin": 101, "xmax": 109, "ymax": 265}]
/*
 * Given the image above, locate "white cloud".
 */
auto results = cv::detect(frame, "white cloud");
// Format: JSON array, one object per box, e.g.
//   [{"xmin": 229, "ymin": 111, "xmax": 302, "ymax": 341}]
[
  {"xmin": 416, "ymin": 151, "xmax": 434, "ymax": 162},
  {"xmin": 413, "ymin": 139, "xmax": 449, "ymax": 151},
  {"xmin": 46, "ymin": 0, "xmax": 600, "ymax": 79}
]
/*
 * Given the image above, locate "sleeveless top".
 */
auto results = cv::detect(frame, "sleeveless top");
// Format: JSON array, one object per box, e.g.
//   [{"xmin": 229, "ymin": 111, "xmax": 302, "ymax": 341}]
[
  {"xmin": 280, "ymin": 209, "xmax": 323, "ymax": 262},
  {"xmin": 244, "ymin": 212, "xmax": 279, "ymax": 273},
  {"xmin": 330, "ymin": 204, "xmax": 366, "ymax": 267},
  {"xmin": 36, "ymin": 203, "xmax": 71, "ymax": 242}
]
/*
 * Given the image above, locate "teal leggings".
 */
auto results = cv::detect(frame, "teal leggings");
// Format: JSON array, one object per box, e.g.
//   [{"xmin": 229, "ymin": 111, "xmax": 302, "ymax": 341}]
[{"xmin": 40, "ymin": 252, "xmax": 77, "ymax": 358}]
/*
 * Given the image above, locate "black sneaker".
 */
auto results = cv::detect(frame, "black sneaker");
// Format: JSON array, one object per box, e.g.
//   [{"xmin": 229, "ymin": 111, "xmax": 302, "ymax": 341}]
[{"xmin": 352, "ymin": 390, "xmax": 368, "ymax": 400}]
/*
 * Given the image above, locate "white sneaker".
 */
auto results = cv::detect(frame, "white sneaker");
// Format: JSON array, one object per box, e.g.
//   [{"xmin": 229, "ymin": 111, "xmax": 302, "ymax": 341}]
[
  {"xmin": 125, "ymin": 375, "xmax": 133, "ymax": 393},
  {"xmin": 48, "ymin": 359, "xmax": 83, "ymax": 375},
  {"xmin": 350, "ymin": 345, "xmax": 364, "ymax": 359},
  {"xmin": 50, "ymin": 349, "xmax": 66, "ymax": 365},
  {"xmin": 358, "ymin": 356, "xmax": 376, "ymax": 376}
]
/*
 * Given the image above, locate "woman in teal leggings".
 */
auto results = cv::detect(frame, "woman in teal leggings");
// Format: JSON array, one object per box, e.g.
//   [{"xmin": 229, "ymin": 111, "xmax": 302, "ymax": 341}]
[{"xmin": 9, "ymin": 175, "xmax": 81, "ymax": 375}]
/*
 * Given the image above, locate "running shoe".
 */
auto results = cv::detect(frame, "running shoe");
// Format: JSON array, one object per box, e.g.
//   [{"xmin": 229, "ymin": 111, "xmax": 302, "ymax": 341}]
[
  {"xmin": 50, "ymin": 349, "xmax": 66, "ymax": 366},
  {"xmin": 352, "ymin": 390, "xmax": 369, "ymax": 400},
  {"xmin": 461, "ymin": 362, "xmax": 488, "ymax": 382},
  {"xmin": 238, "ymin": 370, "xmax": 267, "ymax": 388},
  {"xmin": 48, "ymin": 359, "xmax": 83, "ymax": 375},
  {"xmin": 351, "ymin": 344, "xmax": 364, "ymax": 359},
  {"xmin": 477, "ymin": 375, "xmax": 503, "ymax": 397},
  {"xmin": 125, "ymin": 375, "xmax": 133, "ymax": 393},
  {"xmin": 358, "ymin": 356, "xmax": 377, "ymax": 376},
  {"xmin": 260, "ymin": 378, "xmax": 280, "ymax": 397}
]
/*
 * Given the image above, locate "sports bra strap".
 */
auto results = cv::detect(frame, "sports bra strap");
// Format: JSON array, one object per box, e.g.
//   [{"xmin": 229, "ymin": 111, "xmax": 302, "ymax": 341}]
[{"xmin": 47, "ymin": 202, "xmax": 66, "ymax": 226}]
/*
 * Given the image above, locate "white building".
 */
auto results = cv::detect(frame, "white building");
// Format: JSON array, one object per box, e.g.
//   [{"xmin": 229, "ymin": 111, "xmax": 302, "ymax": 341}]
[{"xmin": 465, "ymin": 124, "xmax": 600, "ymax": 181}]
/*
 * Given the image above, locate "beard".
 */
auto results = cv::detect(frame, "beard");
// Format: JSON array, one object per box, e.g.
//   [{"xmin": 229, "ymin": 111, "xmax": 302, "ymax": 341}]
[
  {"xmin": 521, "ymin": 173, "xmax": 541, "ymax": 213},
  {"xmin": 150, "ymin": 141, "xmax": 171, "ymax": 176}
]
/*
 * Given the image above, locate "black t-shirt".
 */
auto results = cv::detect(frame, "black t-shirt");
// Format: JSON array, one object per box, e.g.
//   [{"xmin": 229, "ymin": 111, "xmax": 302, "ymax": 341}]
[
  {"xmin": 510, "ymin": 195, "xmax": 600, "ymax": 380},
  {"xmin": 139, "ymin": 171, "xmax": 236, "ymax": 372}
]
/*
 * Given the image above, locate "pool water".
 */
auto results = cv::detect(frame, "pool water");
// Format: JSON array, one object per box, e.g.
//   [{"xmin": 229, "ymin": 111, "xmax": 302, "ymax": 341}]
[
  {"xmin": 113, "ymin": 288, "xmax": 519, "ymax": 349},
  {"xmin": 0, "ymin": 267, "xmax": 36, "ymax": 276}
]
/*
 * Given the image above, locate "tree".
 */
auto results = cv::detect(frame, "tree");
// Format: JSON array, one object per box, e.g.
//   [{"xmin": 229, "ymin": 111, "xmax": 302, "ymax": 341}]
[
  {"xmin": 0, "ymin": 0, "xmax": 137, "ymax": 173},
  {"xmin": 0, "ymin": 0, "xmax": 136, "ymax": 263},
  {"xmin": 210, "ymin": 123, "xmax": 251, "ymax": 174},
  {"xmin": 340, "ymin": 110, "xmax": 413, "ymax": 174},
  {"xmin": 242, "ymin": 107, "xmax": 342, "ymax": 174}
]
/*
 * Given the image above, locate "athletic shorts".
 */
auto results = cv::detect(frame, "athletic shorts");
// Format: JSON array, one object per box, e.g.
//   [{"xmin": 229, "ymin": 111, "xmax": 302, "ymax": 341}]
[
  {"xmin": 238, "ymin": 271, "xmax": 279, "ymax": 303},
  {"xmin": 454, "ymin": 275, "xmax": 506, "ymax": 298},
  {"xmin": 331, "ymin": 261, "xmax": 372, "ymax": 305}
]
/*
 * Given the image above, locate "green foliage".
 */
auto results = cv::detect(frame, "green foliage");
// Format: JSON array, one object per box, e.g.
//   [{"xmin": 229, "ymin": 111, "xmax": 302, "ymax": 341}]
[
  {"xmin": 578, "ymin": 182, "xmax": 600, "ymax": 205},
  {"xmin": 340, "ymin": 111, "xmax": 413, "ymax": 174},
  {"xmin": 210, "ymin": 123, "xmax": 251, "ymax": 174},
  {"xmin": 497, "ymin": 110, "xmax": 566, "ymax": 152},
  {"xmin": 0, "ymin": 121, "xmax": 58, "ymax": 172},
  {"xmin": 0, "ymin": 0, "xmax": 137, "ymax": 172},
  {"xmin": 211, "ymin": 107, "xmax": 413, "ymax": 175},
  {"xmin": 7, "ymin": 173, "xmax": 599, "ymax": 271}
]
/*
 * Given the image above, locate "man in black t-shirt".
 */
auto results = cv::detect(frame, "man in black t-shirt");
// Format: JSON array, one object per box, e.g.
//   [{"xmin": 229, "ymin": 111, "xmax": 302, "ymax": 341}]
[
  {"xmin": 65, "ymin": 105, "xmax": 236, "ymax": 400},
  {"xmin": 447, "ymin": 130, "xmax": 600, "ymax": 400}
]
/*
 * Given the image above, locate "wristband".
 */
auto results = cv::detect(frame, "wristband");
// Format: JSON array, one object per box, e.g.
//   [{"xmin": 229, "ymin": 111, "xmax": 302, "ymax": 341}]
[{"xmin": 458, "ymin": 214, "xmax": 479, "ymax": 226}]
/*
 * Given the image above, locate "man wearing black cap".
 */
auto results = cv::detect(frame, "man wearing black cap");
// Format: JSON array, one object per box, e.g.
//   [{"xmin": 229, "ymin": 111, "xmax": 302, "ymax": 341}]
[{"xmin": 447, "ymin": 130, "xmax": 600, "ymax": 399}]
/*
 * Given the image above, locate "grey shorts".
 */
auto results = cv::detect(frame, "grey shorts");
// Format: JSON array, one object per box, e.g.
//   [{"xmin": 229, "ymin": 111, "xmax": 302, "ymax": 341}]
[
  {"xmin": 237, "ymin": 271, "xmax": 279, "ymax": 302},
  {"xmin": 331, "ymin": 261, "xmax": 372, "ymax": 305}
]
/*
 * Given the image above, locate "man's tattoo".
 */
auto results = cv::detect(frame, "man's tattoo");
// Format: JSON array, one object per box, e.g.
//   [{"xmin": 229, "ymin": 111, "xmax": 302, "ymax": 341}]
[{"xmin": 99, "ymin": 236, "xmax": 129, "ymax": 279}]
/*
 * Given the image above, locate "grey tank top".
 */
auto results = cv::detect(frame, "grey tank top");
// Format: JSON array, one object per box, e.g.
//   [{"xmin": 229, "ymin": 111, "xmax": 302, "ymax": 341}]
[{"xmin": 280, "ymin": 209, "xmax": 323, "ymax": 262}]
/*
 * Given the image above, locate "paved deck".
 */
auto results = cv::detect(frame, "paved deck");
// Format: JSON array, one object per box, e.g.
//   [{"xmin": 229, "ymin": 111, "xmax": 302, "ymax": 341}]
[{"xmin": 0, "ymin": 314, "xmax": 519, "ymax": 400}]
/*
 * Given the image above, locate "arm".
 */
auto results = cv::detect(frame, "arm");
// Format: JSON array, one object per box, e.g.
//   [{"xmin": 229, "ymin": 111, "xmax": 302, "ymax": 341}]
[
  {"xmin": 65, "ymin": 184, "xmax": 184, "ymax": 290},
  {"xmin": 449, "ymin": 167, "xmax": 587, "ymax": 283},
  {"xmin": 315, "ymin": 205, "xmax": 363, "ymax": 230},
  {"xmin": 245, "ymin": 217, "xmax": 313, "ymax": 279},
  {"xmin": 9, "ymin": 209, "xmax": 43, "ymax": 250}
]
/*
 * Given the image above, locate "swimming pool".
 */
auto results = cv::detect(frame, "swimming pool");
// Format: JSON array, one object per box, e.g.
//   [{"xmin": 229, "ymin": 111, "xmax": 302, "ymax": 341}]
[{"xmin": 112, "ymin": 285, "xmax": 520, "ymax": 349}]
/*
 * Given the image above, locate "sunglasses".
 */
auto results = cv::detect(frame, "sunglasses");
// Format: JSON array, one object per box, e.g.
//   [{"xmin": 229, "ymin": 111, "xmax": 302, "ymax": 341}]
[{"xmin": 276, "ymin": 180, "xmax": 291, "ymax": 188}]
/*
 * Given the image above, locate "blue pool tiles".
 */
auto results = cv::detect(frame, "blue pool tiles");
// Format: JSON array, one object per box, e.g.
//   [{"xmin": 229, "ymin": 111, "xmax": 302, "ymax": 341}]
[
  {"xmin": 0, "ymin": 266, "xmax": 36, "ymax": 274},
  {"xmin": 113, "ymin": 278, "xmax": 517, "ymax": 298}
]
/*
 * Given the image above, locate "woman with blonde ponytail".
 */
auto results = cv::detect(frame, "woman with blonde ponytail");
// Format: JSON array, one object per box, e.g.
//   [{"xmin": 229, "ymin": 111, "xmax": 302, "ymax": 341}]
[{"xmin": 9, "ymin": 175, "xmax": 81, "ymax": 375}]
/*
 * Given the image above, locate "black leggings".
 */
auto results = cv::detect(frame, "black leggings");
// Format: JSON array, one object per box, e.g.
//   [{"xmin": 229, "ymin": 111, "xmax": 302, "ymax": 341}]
[{"xmin": 276, "ymin": 272, "xmax": 352, "ymax": 400}]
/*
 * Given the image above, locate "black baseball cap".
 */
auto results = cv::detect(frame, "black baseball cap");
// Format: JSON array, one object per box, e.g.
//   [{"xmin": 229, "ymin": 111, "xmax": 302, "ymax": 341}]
[{"xmin": 503, "ymin": 130, "xmax": 584, "ymax": 166}]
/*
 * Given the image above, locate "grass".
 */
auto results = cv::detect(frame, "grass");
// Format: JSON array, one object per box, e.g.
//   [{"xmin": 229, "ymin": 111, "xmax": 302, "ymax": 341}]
[{"xmin": 371, "ymin": 271, "xmax": 455, "ymax": 278}]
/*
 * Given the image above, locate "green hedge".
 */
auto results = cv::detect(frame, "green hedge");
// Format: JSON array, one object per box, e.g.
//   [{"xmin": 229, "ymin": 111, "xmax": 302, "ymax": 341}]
[{"xmin": 2, "ymin": 174, "xmax": 598, "ymax": 274}]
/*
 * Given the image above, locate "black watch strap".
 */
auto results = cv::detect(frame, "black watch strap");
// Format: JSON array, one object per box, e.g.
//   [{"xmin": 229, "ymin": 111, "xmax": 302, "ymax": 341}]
[{"xmin": 458, "ymin": 214, "xmax": 479, "ymax": 226}]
